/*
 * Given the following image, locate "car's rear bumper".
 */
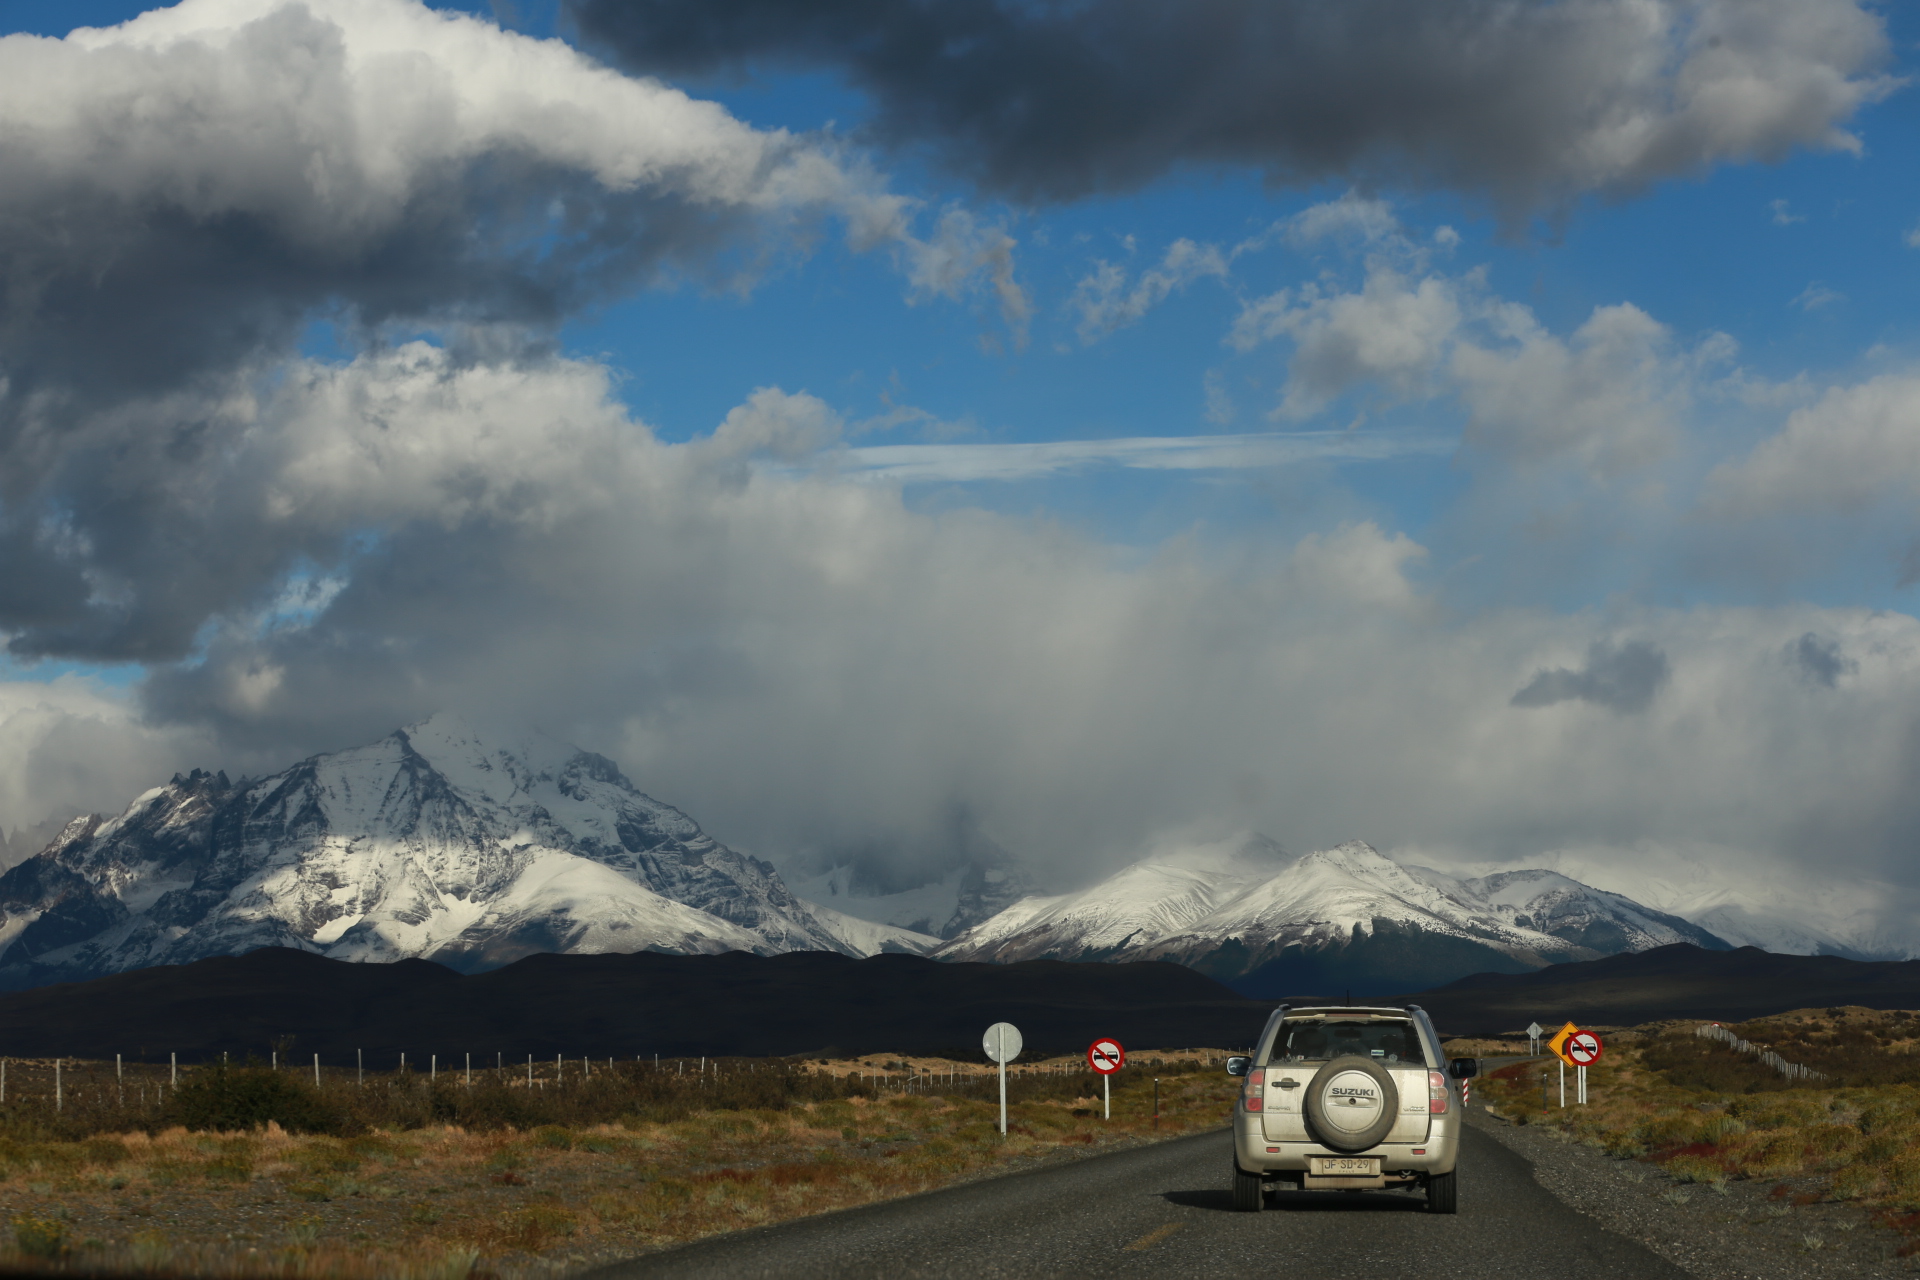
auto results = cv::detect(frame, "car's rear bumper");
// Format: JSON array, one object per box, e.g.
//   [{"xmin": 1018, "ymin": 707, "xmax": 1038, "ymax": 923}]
[{"xmin": 1232, "ymin": 1112, "xmax": 1458, "ymax": 1178}]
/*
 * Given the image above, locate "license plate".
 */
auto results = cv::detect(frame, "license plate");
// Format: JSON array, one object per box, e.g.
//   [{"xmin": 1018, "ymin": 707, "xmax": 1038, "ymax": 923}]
[{"xmin": 1310, "ymin": 1157, "xmax": 1380, "ymax": 1176}]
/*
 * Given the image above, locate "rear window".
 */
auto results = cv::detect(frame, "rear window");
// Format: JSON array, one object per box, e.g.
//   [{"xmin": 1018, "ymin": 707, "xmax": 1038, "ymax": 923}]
[{"xmin": 1274, "ymin": 1019, "xmax": 1425, "ymax": 1065}]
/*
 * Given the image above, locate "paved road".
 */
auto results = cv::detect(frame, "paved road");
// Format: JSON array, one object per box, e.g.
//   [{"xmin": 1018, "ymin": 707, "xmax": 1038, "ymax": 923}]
[{"xmin": 584, "ymin": 1121, "xmax": 1686, "ymax": 1280}]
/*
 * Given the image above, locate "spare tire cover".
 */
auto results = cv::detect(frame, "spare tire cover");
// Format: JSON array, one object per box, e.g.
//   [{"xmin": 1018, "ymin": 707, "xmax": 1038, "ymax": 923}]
[{"xmin": 1303, "ymin": 1054, "xmax": 1399, "ymax": 1153}]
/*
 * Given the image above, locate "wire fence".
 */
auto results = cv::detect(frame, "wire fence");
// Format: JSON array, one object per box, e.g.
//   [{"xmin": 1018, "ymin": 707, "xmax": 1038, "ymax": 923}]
[
  {"xmin": 1695, "ymin": 1023, "xmax": 1825, "ymax": 1081},
  {"xmin": 0, "ymin": 1050, "xmax": 1222, "ymax": 1139}
]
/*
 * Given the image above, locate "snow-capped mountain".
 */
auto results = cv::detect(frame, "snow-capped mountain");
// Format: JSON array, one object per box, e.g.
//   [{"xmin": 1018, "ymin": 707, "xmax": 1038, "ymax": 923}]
[
  {"xmin": 0, "ymin": 816, "xmax": 73, "ymax": 874},
  {"xmin": 0, "ymin": 716, "xmax": 935, "ymax": 989},
  {"xmin": 1507, "ymin": 847, "xmax": 1920, "ymax": 962},
  {"xmin": 937, "ymin": 838, "xmax": 1728, "ymax": 996},
  {"xmin": 926, "ymin": 834, "xmax": 1288, "ymax": 960}
]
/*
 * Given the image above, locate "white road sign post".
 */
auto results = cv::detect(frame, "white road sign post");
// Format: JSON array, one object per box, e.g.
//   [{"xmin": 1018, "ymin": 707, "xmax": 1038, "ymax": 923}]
[
  {"xmin": 983, "ymin": 1022, "xmax": 1023, "ymax": 1136},
  {"xmin": 1088, "ymin": 1038, "xmax": 1124, "ymax": 1120},
  {"xmin": 1565, "ymin": 1030, "xmax": 1602, "ymax": 1106},
  {"xmin": 1526, "ymin": 1022, "xmax": 1543, "ymax": 1056}
]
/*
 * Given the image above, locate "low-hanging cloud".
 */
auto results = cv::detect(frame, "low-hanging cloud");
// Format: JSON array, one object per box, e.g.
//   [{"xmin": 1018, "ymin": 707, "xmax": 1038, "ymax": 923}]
[
  {"xmin": 565, "ymin": 0, "xmax": 1894, "ymax": 212},
  {"xmin": 0, "ymin": 344, "xmax": 1901, "ymax": 893},
  {"xmin": 9, "ymin": 0, "xmax": 1920, "ymax": 906},
  {"xmin": 0, "ymin": 302, "xmax": 1914, "ymax": 907}
]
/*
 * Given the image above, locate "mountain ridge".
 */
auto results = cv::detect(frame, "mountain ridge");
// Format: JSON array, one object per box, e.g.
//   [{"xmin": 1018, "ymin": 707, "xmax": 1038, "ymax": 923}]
[
  {"xmin": 0, "ymin": 716, "xmax": 937, "ymax": 990},
  {"xmin": 0, "ymin": 718, "xmax": 1875, "ymax": 996},
  {"xmin": 1397, "ymin": 942, "xmax": 1920, "ymax": 1033},
  {"xmin": 937, "ymin": 837, "xmax": 1729, "ymax": 995},
  {"xmin": 0, "ymin": 946, "xmax": 1269, "ymax": 1060}
]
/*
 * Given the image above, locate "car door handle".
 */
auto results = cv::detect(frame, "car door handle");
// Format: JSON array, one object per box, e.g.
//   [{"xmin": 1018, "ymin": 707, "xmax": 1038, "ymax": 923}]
[{"xmin": 1274, "ymin": 1079, "xmax": 1300, "ymax": 1089}]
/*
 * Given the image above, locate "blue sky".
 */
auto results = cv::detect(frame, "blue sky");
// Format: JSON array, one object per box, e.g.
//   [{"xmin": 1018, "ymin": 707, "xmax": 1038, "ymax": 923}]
[
  {"xmin": 5, "ymin": 0, "xmax": 1920, "ymax": 902},
  {"xmin": 6, "ymin": 0, "xmax": 1919, "ymax": 600}
]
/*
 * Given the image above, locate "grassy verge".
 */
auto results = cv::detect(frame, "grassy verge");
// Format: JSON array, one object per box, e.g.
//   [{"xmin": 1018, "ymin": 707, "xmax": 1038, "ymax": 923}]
[
  {"xmin": 1472, "ymin": 1007, "xmax": 1920, "ymax": 1255},
  {"xmin": 0, "ymin": 1053, "xmax": 1237, "ymax": 1277}
]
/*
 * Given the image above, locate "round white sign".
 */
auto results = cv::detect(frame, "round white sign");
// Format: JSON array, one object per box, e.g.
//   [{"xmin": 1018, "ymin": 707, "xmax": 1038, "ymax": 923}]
[{"xmin": 983, "ymin": 1021, "xmax": 1024, "ymax": 1064}]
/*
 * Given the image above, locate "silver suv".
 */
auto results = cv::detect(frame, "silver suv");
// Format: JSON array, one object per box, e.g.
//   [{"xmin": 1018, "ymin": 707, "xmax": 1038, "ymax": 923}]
[{"xmin": 1225, "ymin": 1003, "xmax": 1478, "ymax": 1214}]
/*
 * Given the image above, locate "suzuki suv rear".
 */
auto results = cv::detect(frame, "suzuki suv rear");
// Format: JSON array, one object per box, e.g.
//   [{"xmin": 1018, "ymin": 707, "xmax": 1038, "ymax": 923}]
[{"xmin": 1225, "ymin": 1004, "xmax": 1477, "ymax": 1214}]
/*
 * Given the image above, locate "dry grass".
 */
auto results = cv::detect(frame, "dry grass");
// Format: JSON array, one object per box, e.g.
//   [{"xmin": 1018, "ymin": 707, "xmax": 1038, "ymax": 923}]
[
  {"xmin": 1441, "ymin": 1037, "xmax": 1532, "ymax": 1058},
  {"xmin": 1475, "ymin": 1008, "xmax": 1920, "ymax": 1253},
  {"xmin": 0, "ymin": 1052, "xmax": 1238, "ymax": 1277}
]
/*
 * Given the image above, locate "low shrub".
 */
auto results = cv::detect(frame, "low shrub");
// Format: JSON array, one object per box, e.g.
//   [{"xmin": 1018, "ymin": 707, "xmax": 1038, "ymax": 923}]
[
  {"xmin": 164, "ymin": 1065, "xmax": 344, "ymax": 1135},
  {"xmin": 12, "ymin": 1214, "xmax": 66, "ymax": 1259}
]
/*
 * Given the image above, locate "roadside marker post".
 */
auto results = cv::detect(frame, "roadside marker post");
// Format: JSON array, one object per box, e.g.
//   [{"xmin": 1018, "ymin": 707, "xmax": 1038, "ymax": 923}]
[
  {"xmin": 1088, "ymin": 1038, "xmax": 1125, "ymax": 1120},
  {"xmin": 983, "ymin": 1022, "xmax": 1023, "ymax": 1137},
  {"xmin": 1526, "ymin": 1021, "xmax": 1543, "ymax": 1057},
  {"xmin": 1547, "ymin": 1021, "xmax": 1582, "ymax": 1108}
]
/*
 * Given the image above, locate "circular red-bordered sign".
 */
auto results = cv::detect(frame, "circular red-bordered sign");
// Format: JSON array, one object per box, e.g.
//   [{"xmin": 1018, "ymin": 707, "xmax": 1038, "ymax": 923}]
[
  {"xmin": 1566, "ymin": 1030, "xmax": 1603, "ymax": 1066},
  {"xmin": 1087, "ymin": 1038, "xmax": 1125, "ymax": 1075}
]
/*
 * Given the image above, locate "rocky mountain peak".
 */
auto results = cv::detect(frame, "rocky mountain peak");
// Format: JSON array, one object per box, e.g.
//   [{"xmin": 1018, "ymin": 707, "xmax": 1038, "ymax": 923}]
[{"xmin": 0, "ymin": 718, "xmax": 934, "ymax": 991}]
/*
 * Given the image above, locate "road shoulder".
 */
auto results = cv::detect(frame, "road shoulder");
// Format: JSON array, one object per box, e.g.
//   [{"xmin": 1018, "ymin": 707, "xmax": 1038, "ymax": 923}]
[{"xmin": 1465, "ymin": 1104, "xmax": 1906, "ymax": 1279}]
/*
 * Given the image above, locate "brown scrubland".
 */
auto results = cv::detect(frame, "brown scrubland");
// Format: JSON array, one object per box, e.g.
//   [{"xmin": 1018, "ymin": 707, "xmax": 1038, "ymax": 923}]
[
  {"xmin": 0, "ymin": 1050, "xmax": 1240, "ymax": 1277},
  {"xmin": 1475, "ymin": 1006, "xmax": 1920, "ymax": 1256}
]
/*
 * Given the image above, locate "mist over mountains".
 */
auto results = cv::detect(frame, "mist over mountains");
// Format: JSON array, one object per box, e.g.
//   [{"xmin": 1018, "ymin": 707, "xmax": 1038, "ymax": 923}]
[{"xmin": 0, "ymin": 719, "xmax": 1906, "ymax": 996}]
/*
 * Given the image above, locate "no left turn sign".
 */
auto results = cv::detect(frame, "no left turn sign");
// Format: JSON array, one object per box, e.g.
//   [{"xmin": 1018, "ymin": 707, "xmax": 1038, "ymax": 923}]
[
  {"xmin": 1088, "ymin": 1039, "xmax": 1125, "ymax": 1075},
  {"xmin": 1566, "ymin": 1030, "xmax": 1603, "ymax": 1066}
]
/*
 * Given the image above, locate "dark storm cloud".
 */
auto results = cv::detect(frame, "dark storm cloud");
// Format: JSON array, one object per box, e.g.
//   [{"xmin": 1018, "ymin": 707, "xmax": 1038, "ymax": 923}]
[
  {"xmin": 566, "ymin": 0, "xmax": 1890, "ymax": 210},
  {"xmin": 0, "ymin": 0, "xmax": 906, "ymax": 662},
  {"xmin": 1512, "ymin": 639, "xmax": 1670, "ymax": 713}
]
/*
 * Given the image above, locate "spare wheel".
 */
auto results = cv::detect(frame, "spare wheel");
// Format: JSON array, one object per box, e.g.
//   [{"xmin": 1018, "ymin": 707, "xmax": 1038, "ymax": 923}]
[{"xmin": 1303, "ymin": 1054, "xmax": 1398, "ymax": 1152}]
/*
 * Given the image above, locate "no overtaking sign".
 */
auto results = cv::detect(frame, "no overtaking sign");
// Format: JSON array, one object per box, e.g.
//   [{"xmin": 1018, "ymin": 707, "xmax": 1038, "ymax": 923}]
[
  {"xmin": 1088, "ymin": 1039, "xmax": 1125, "ymax": 1075},
  {"xmin": 1566, "ymin": 1030, "xmax": 1603, "ymax": 1066},
  {"xmin": 1087, "ymin": 1037, "xmax": 1123, "ymax": 1120}
]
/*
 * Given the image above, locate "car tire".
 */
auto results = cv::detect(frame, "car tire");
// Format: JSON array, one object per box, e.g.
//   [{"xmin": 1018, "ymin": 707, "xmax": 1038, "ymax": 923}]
[
  {"xmin": 1232, "ymin": 1164, "xmax": 1264, "ymax": 1212},
  {"xmin": 1426, "ymin": 1170, "xmax": 1457, "ymax": 1214},
  {"xmin": 1302, "ymin": 1054, "xmax": 1399, "ymax": 1153}
]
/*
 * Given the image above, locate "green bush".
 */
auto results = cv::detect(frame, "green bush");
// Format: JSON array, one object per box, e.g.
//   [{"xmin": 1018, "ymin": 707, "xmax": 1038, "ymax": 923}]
[{"xmin": 163, "ymin": 1065, "xmax": 343, "ymax": 1135}]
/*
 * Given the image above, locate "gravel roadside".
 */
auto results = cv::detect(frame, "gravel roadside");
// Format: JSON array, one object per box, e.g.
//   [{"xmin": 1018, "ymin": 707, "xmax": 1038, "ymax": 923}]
[{"xmin": 1466, "ymin": 1101, "xmax": 1911, "ymax": 1279}]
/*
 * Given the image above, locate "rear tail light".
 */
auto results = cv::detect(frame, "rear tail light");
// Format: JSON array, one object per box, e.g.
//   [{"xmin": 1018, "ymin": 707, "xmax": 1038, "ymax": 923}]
[
  {"xmin": 1243, "ymin": 1067, "xmax": 1265, "ymax": 1112},
  {"xmin": 1428, "ymin": 1070, "xmax": 1448, "ymax": 1114}
]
